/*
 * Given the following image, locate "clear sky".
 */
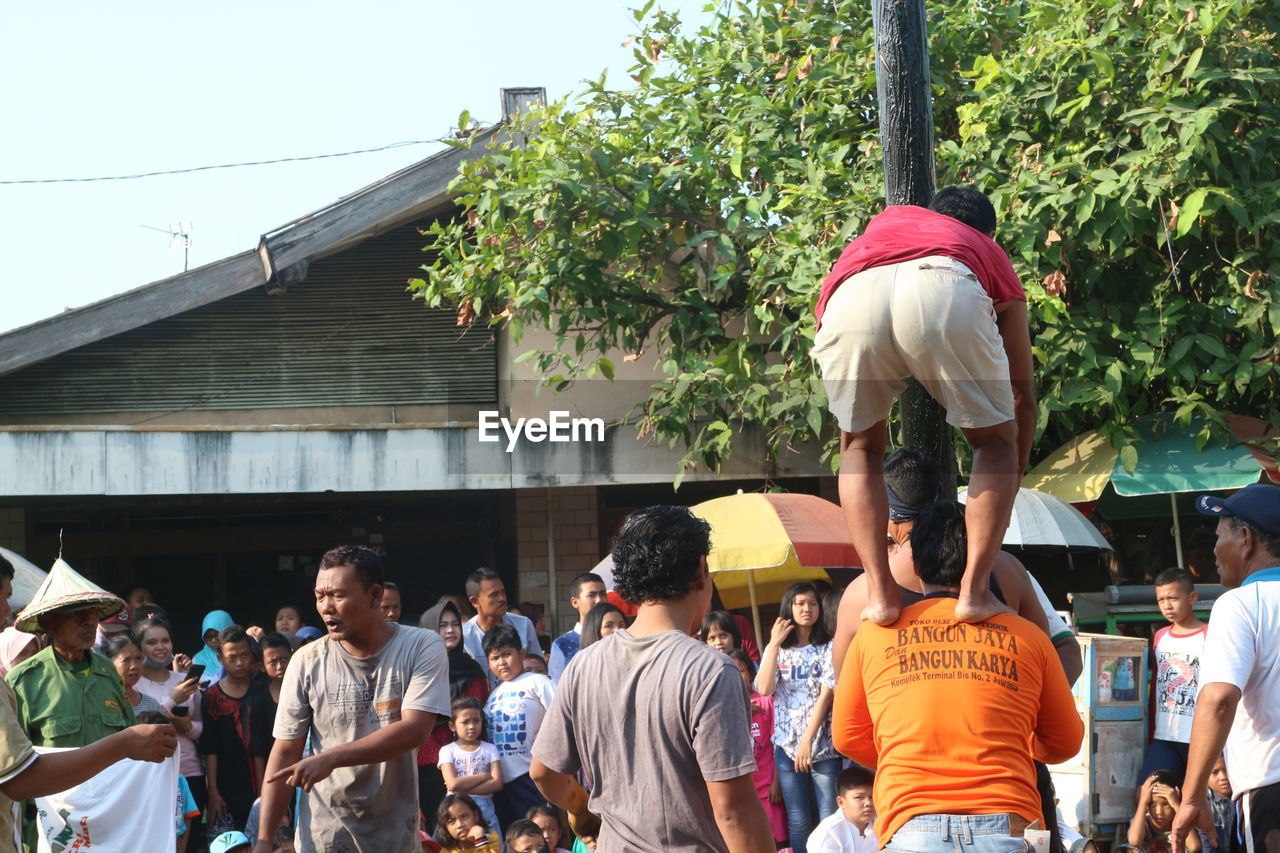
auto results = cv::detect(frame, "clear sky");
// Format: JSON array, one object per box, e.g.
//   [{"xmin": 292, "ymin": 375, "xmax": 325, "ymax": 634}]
[{"xmin": 0, "ymin": 1, "xmax": 713, "ymax": 334}]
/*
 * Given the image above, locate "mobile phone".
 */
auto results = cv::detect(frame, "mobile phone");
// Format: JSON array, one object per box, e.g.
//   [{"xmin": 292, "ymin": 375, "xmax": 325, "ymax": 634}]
[{"xmin": 184, "ymin": 664, "xmax": 206, "ymax": 683}]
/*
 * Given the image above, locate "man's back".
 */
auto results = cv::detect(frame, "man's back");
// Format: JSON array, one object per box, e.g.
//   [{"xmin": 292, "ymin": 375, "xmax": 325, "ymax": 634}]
[
  {"xmin": 833, "ymin": 596, "xmax": 1082, "ymax": 843},
  {"xmin": 532, "ymin": 629, "xmax": 755, "ymax": 853}
]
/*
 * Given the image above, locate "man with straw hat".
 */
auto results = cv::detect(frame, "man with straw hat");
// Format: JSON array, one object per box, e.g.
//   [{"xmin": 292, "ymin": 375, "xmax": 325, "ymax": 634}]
[{"xmin": 6, "ymin": 559, "xmax": 136, "ymax": 747}]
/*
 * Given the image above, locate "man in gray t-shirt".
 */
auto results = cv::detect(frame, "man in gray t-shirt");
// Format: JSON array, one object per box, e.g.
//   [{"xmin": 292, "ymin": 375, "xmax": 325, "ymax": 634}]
[
  {"xmin": 531, "ymin": 506, "xmax": 774, "ymax": 853},
  {"xmin": 254, "ymin": 546, "xmax": 450, "ymax": 853}
]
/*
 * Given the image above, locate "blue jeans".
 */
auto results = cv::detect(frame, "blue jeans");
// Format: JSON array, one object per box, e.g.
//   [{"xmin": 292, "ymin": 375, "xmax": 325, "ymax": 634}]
[
  {"xmin": 774, "ymin": 745, "xmax": 841, "ymax": 853},
  {"xmin": 886, "ymin": 813, "xmax": 1029, "ymax": 853}
]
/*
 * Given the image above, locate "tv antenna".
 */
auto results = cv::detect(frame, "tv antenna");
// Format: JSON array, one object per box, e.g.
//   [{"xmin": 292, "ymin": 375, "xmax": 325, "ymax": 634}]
[{"xmin": 141, "ymin": 221, "xmax": 193, "ymax": 272}]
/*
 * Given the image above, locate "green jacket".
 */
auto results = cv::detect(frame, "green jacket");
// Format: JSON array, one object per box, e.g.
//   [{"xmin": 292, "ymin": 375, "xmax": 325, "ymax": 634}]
[{"xmin": 4, "ymin": 645, "xmax": 134, "ymax": 747}]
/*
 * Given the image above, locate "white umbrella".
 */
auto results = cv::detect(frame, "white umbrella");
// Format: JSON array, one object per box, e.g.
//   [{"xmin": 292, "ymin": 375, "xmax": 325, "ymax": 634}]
[
  {"xmin": 958, "ymin": 487, "xmax": 1113, "ymax": 550},
  {"xmin": 0, "ymin": 547, "xmax": 50, "ymax": 610}
]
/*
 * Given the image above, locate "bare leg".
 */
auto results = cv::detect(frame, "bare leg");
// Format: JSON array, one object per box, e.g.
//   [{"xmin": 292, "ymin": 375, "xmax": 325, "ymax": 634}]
[
  {"xmin": 837, "ymin": 421, "xmax": 899, "ymax": 627},
  {"xmin": 955, "ymin": 420, "xmax": 1020, "ymax": 622}
]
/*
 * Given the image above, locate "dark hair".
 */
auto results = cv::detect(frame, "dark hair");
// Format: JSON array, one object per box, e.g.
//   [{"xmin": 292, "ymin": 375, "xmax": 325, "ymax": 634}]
[
  {"xmin": 505, "ymin": 819, "xmax": 548, "ymax": 850},
  {"xmin": 132, "ymin": 604, "xmax": 170, "ymax": 626},
  {"xmin": 929, "ymin": 186, "xmax": 997, "ymax": 235},
  {"xmin": 580, "ymin": 602, "xmax": 625, "ymax": 649},
  {"xmin": 526, "ymin": 804, "xmax": 560, "ymax": 822},
  {"xmin": 911, "ymin": 500, "xmax": 967, "ymax": 587},
  {"xmin": 1149, "ymin": 768, "xmax": 1180, "ymax": 788},
  {"xmin": 435, "ymin": 793, "xmax": 487, "ymax": 845},
  {"xmin": 837, "ymin": 765, "xmax": 875, "ymax": 793},
  {"xmin": 570, "ymin": 573, "xmax": 605, "ymax": 599},
  {"xmin": 611, "ymin": 505, "xmax": 711, "ymax": 604},
  {"xmin": 318, "ymin": 545, "xmax": 383, "ymax": 590},
  {"xmin": 123, "ymin": 584, "xmax": 152, "ymax": 600},
  {"xmin": 133, "ymin": 618, "xmax": 172, "ymax": 646},
  {"xmin": 261, "ymin": 632, "xmax": 292, "ymax": 655},
  {"xmin": 699, "ymin": 610, "xmax": 741, "ymax": 648},
  {"xmin": 217, "ymin": 626, "xmax": 251, "ymax": 650},
  {"xmin": 779, "ymin": 582, "xmax": 831, "ymax": 648},
  {"xmin": 137, "ymin": 710, "xmax": 168, "ymax": 725},
  {"xmin": 0, "ymin": 554, "xmax": 13, "ymax": 581},
  {"xmin": 104, "ymin": 633, "xmax": 140, "ymax": 659},
  {"xmin": 275, "ymin": 604, "xmax": 304, "ymax": 621},
  {"xmin": 726, "ymin": 648, "xmax": 755, "ymax": 675},
  {"xmin": 1153, "ymin": 568, "xmax": 1195, "ymax": 591},
  {"xmin": 481, "ymin": 623, "xmax": 522, "ymax": 655},
  {"xmin": 451, "ymin": 695, "xmax": 483, "ymax": 716},
  {"xmin": 1226, "ymin": 515, "xmax": 1280, "ymax": 559},
  {"xmin": 382, "ymin": 581, "xmax": 400, "ymax": 592},
  {"xmin": 465, "ymin": 567, "xmax": 503, "ymax": 599},
  {"xmin": 823, "ymin": 588, "xmax": 843, "ymax": 638},
  {"xmin": 885, "ymin": 447, "xmax": 943, "ymax": 510}
]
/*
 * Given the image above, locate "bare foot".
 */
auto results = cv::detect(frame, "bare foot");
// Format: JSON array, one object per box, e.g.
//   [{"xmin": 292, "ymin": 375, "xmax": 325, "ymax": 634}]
[
  {"xmin": 953, "ymin": 590, "xmax": 1013, "ymax": 623},
  {"xmin": 861, "ymin": 599, "xmax": 901, "ymax": 625}
]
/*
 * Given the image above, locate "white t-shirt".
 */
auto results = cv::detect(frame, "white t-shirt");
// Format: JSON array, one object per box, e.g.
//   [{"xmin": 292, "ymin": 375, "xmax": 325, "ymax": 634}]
[
  {"xmin": 760, "ymin": 642, "xmax": 838, "ymax": 762},
  {"xmin": 806, "ymin": 811, "xmax": 878, "ymax": 853},
  {"xmin": 438, "ymin": 740, "xmax": 501, "ymax": 803},
  {"xmin": 1152, "ymin": 624, "xmax": 1206, "ymax": 743},
  {"xmin": 484, "ymin": 671, "xmax": 556, "ymax": 780},
  {"xmin": 1198, "ymin": 575, "xmax": 1280, "ymax": 796},
  {"xmin": 32, "ymin": 748, "xmax": 178, "ymax": 853}
]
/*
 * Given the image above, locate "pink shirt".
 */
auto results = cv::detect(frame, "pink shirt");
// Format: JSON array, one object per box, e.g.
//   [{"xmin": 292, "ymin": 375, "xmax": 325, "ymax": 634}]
[
  {"xmin": 815, "ymin": 206, "xmax": 1026, "ymax": 326},
  {"xmin": 135, "ymin": 670, "xmax": 204, "ymax": 777},
  {"xmin": 749, "ymin": 692, "xmax": 777, "ymax": 798}
]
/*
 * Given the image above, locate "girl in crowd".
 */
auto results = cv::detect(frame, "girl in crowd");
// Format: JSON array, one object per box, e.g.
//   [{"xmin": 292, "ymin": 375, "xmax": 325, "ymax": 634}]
[
  {"xmin": 418, "ymin": 600, "xmax": 489, "ymax": 829},
  {"xmin": 755, "ymin": 582, "xmax": 840, "ymax": 853},
  {"xmin": 700, "ymin": 610, "xmax": 743, "ymax": 655},
  {"xmin": 133, "ymin": 618, "xmax": 207, "ymax": 821},
  {"xmin": 730, "ymin": 649, "xmax": 787, "ymax": 850},
  {"xmin": 526, "ymin": 805, "xmax": 572, "ymax": 853},
  {"xmin": 194, "ymin": 609, "xmax": 234, "ymax": 677},
  {"xmin": 106, "ymin": 633, "xmax": 163, "ymax": 716},
  {"xmin": 274, "ymin": 604, "xmax": 305, "ymax": 634},
  {"xmin": 579, "ymin": 602, "xmax": 625, "ymax": 650},
  {"xmin": 435, "ymin": 793, "xmax": 501, "ymax": 853}
]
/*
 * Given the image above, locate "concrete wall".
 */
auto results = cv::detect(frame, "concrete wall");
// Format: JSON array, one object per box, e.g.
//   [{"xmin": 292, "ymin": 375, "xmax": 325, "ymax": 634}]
[
  {"xmin": 0, "ymin": 423, "xmax": 827, "ymax": 497},
  {"xmin": 514, "ymin": 486, "xmax": 602, "ymax": 638}
]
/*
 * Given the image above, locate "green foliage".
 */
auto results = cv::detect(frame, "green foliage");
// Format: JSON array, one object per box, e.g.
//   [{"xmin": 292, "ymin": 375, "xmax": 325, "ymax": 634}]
[{"xmin": 412, "ymin": 0, "xmax": 1280, "ymax": 476}]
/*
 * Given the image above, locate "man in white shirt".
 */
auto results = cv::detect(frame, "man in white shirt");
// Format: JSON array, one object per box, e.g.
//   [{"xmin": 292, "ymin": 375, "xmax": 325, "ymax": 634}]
[
  {"xmin": 547, "ymin": 573, "xmax": 606, "ymax": 683},
  {"xmin": 462, "ymin": 567, "xmax": 541, "ymax": 688},
  {"xmin": 1172, "ymin": 484, "xmax": 1280, "ymax": 853}
]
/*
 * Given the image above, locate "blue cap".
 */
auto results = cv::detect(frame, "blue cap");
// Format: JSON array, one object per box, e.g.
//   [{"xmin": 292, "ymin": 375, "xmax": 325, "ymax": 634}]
[
  {"xmin": 1196, "ymin": 483, "xmax": 1280, "ymax": 535},
  {"xmin": 295, "ymin": 626, "xmax": 323, "ymax": 640},
  {"xmin": 209, "ymin": 831, "xmax": 251, "ymax": 853}
]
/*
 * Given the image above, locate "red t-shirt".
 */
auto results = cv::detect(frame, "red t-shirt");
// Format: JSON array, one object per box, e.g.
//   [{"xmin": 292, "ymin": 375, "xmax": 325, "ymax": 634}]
[{"xmin": 814, "ymin": 206, "xmax": 1025, "ymax": 325}]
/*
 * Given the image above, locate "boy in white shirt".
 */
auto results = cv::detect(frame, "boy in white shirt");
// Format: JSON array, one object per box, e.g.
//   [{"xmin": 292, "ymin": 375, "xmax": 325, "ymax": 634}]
[
  {"xmin": 483, "ymin": 624, "xmax": 556, "ymax": 828},
  {"xmin": 1142, "ymin": 568, "xmax": 1206, "ymax": 783},
  {"xmin": 807, "ymin": 767, "xmax": 877, "ymax": 853},
  {"xmin": 439, "ymin": 695, "xmax": 503, "ymax": 837}
]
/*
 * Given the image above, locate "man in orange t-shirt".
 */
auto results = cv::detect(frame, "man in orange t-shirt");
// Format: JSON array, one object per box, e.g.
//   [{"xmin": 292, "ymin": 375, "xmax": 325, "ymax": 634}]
[{"xmin": 832, "ymin": 500, "xmax": 1083, "ymax": 851}]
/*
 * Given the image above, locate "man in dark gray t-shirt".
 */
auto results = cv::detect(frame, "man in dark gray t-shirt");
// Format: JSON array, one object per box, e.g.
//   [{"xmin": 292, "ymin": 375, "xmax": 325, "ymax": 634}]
[{"xmin": 531, "ymin": 506, "xmax": 774, "ymax": 853}]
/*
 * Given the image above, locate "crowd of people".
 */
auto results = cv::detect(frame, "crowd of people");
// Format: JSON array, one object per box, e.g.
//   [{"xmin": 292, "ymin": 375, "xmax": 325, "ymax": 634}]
[{"xmin": 0, "ymin": 478, "xmax": 1277, "ymax": 852}]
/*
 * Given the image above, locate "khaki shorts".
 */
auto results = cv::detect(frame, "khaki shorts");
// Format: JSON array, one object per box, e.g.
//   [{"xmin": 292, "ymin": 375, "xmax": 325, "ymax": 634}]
[{"xmin": 813, "ymin": 255, "xmax": 1015, "ymax": 434}]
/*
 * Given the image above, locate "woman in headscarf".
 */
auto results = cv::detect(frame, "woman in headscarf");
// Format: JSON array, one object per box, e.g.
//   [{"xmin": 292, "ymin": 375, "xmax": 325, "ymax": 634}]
[
  {"xmin": 0, "ymin": 627, "xmax": 38, "ymax": 678},
  {"xmin": 193, "ymin": 609, "xmax": 234, "ymax": 679},
  {"xmin": 418, "ymin": 599, "xmax": 488, "ymax": 830}
]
